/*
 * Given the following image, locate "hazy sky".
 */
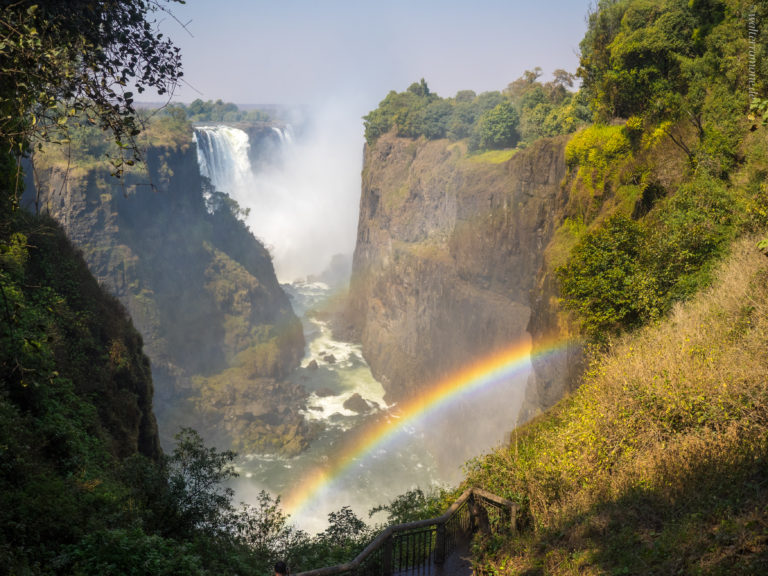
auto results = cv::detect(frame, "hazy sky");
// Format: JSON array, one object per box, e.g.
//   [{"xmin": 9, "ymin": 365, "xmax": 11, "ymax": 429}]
[
  {"xmin": 159, "ymin": 0, "xmax": 594, "ymax": 110},
  {"xmin": 160, "ymin": 1, "xmax": 595, "ymax": 280}
]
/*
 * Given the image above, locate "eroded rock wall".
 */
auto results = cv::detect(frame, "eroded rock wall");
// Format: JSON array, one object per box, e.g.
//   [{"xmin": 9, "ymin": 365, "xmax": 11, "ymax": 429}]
[
  {"xmin": 25, "ymin": 137, "xmax": 310, "ymax": 454},
  {"xmin": 345, "ymin": 134, "xmax": 578, "ymax": 410}
]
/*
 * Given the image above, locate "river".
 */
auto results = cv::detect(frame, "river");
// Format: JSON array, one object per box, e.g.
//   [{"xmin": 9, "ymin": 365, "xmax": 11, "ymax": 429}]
[{"xmin": 230, "ymin": 280, "xmax": 528, "ymax": 534}]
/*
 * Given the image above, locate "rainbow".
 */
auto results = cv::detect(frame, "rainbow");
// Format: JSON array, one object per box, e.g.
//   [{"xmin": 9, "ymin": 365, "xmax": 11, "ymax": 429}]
[{"xmin": 282, "ymin": 338, "xmax": 570, "ymax": 516}]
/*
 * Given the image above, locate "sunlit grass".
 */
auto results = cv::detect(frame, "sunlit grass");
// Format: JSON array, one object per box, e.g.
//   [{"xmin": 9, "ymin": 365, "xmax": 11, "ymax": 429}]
[
  {"xmin": 465, "ymin": 237, "xmax": 768, "ymax": 574},
  {"xmin": 467, "ymin": 148, "xmax": 518, "ymax": 164}
]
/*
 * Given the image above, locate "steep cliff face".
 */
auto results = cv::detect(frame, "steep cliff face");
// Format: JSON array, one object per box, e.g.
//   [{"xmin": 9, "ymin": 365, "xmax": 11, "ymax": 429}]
[
  {"xmin": 346, "ymin": 134, "xmax": 579, "ymax": 409},
  {"xmin": 24, "ymin": 131, "xmax": 311, "ymax": 454},
  {"xmin": 0, "ymin": 213, "xmax": 160, "ymax": 460},
  {"xmin": 522, "ymin": 252, "xmax": 584, "ymax": 420}
]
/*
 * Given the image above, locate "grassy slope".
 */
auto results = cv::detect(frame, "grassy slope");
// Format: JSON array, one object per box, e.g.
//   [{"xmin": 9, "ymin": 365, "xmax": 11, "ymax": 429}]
[{"xmin": 464, "ymin": 237, "xmax": 768, "ymax": 575}]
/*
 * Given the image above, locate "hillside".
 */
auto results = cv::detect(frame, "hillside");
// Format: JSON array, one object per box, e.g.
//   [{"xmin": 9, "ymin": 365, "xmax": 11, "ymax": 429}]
[
  {"xmin": 24, "ymin": 117, "xmax": 311, "ymax": 455},
  {"xmin": 464, "ymin": 238, "xmax": 768, "ymax": 574},
  {"xmin": 0, "ymin": 212, "xmax": 163, "ymax": 569}
]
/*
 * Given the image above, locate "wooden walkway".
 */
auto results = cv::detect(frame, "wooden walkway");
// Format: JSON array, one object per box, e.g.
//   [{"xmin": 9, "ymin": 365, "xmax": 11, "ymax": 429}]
[
  {"xmin": 391, "ymin": 534, "xmax": 472, "ymax": 576},
  {"xmin": 296, "ymin": 488, "xmax": 513, "ymax": 576},
  {"xmin": 433, "ymin": 536, "xmax": 472, "ymax": 576}
]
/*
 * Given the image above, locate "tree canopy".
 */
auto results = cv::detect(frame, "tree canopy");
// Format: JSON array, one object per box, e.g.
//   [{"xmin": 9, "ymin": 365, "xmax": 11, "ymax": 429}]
[
  {"xmin": 0, "ymin": 0, "xmax": 185, "ymax": 209},
  {"xmin": 362, "ymin": 73, "xmax": 589, "ymax": 149}
]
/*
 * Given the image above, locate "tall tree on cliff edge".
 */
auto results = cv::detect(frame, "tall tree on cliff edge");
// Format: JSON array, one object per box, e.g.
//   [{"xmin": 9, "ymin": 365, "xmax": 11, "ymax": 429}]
[{"xmin": 0, "ymin": 0, "xmax": 185, "ymax": 213}]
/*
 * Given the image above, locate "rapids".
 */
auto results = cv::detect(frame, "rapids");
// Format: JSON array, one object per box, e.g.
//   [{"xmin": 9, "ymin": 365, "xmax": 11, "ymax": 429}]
[{"xmin": 193, "ymin": 120, "xmax": 529, "ymax": 534}]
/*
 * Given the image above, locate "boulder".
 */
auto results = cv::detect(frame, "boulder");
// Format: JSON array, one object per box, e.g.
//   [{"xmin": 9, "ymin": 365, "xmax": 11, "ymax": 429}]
[{"xmin": 343, "ymin": 393, "xmax": 371, "ymax": 414}]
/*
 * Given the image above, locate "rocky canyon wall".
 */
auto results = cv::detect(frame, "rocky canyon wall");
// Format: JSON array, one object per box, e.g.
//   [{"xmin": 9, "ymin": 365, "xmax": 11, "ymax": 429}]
[
  {"xmin": 344, "ymin": 133, "xmax": 582, "ymax": 418},
  {"xmin": 24, "ymin": 131, "xmax": 311, "ymax": 454}
]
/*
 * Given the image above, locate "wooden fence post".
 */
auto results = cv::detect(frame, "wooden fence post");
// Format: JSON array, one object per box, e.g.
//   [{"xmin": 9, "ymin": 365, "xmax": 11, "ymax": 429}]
[
  {"xmin": 435, "ymin": 523, "xmax": 446, "ymax": 565},
  {"xmin": 508, "ymin": 503, "xmax": 519, "ymax": 533},
  {"xmin": 382, "ymin": 534, "xmax": 393, "ymax": 576}
]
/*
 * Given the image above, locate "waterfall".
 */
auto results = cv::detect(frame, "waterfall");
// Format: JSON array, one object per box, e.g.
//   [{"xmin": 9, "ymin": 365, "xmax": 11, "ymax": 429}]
[
  {"xmin": 193, "ymin": 125, "xmax": 254, "ymax": 196},
  {"xmin": 191, "ymin": 108, "xmax": 362, "ymax": 283},
  {"xmin": 271, "ymin": 125, "xmax": 294, "ymax": 144}
]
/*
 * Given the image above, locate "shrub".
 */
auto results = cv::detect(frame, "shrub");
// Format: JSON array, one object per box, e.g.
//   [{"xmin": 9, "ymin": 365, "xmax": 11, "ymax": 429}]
[
  {"xmin": 475, "ymin": 102, "xmax": 520, "ymax": 150},
  {"xmin": 565, "ymin": 124, "xmax": 632, "ymax": 195},
  {"xmin": 557, "ymin": 214, "xmax": 655, "ymax": 341}
]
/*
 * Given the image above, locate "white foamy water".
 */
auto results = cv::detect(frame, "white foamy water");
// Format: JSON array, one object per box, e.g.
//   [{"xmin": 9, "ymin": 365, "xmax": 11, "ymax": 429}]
[
  {"xmin": 231, "ymin": 281, "xmax": 443, "ymax": 534},
  {"xmin": 193, "ymin": 104, "xmax": 362, "ymax": 283},
  {"xmin": 193, "ymin": 116, "xmax": 531, "ymax": 535},
  {"xmin": 194, "ymin": 125, "xmax": 252, "ymax": 194}
]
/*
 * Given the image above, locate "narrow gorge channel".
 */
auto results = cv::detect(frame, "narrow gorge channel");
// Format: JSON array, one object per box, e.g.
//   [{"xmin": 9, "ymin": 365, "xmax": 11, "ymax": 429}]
[{"xmin": 193, "ymin": 123, "xmax": 532, "ymax": 532}]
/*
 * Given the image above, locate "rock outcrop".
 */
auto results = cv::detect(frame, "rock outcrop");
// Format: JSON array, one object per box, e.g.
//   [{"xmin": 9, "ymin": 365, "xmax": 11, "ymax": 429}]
[
  {"xmin": 344, "ymin": 133, "xmax": 579, "ymax": 412},
  {"xmin": 24, "ymin": 128, "xmax": 311, "ymax": 454}
]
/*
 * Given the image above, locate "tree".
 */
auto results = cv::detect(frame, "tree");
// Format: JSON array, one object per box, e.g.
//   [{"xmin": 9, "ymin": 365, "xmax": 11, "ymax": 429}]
[
  {"xmin": 552, "ymin": 69, "xmax": 575, "ymax": 89},
  {"xmin": 369, "ymin": 488, "xmax": 447, "ymax": 525},
  {"xmin": 165, "ymin": 428, "xmax": 239, "ymax": 537},
  {"xmin": 407, "ymin": 78, "xmax": 432, "ymax": 98},
  {"xmin": 0, "ymin": 0, "xmax": 184, "ymax": 209},
  {"xmin": 557, "ymin": 214, "xmax": 652, "ymax": 342},
  {"xmin": 476, "ymin": 101, "xmax": 520, "ymax": 150},
  {"xmin": 454, "ymin": 89, "xmax": 477, "ymax": 103}
]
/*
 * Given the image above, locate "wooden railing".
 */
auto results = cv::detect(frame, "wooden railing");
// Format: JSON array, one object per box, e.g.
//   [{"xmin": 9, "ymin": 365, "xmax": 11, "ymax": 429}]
[{"xmin": 295, "ymin": 488, "xmax": 518, "ymax": 576}]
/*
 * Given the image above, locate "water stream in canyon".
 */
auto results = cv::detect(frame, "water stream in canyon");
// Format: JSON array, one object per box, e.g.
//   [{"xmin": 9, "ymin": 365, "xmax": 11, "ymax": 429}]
[{"xmin": 193, "ymin": 121, "xmax": 529, "ymax": 533}]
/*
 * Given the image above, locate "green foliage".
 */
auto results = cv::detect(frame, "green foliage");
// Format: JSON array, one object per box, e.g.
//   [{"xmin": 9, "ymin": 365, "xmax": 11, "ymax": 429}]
[
  {"xmin": 552, "ymin": 0, "xmax": 768, "ymax": 345},
  {"xmin": 369, "ymin": 487, "xmax": 450, "ymax": 525},
  {"xmin": 576, "ymin": 0, "xmax": 765, "ymax": 171},
  {"xmin": 363, "ymin": 73, "xmax": 586, "ymax": 148},
  {"xmin": 0, "ymin": 214, "xmax": 155, "ymax": 571},
  {"xmin": 557, "ymin": 172, "xmax": 750, "ymax": 342},
  {"xmin": 565, "ymin": 124, "xmax": 631, "ymax": 170},
  {"xmin": 165, "ymin": 428, "xmax": 239, "ymax": 537},
  {"xmin": 0, "ymin": 0, "xmax": 184, "ymax": 195},
  {"xmin": 68, "ymin": 528, "xmax": 206, "ymax": 576},
  {"xmin": 565, "ymin": 124, "xmax": 632, "ymax": 200},
  {"xmin": 474, "ymin": 102, "xmax": 520, "ymax": 150},
  {"xmin": 362, "ymin": 79, "xmax": 441, "ymax": 143},
  {"xmin": 313, "ymin": 507, "xmax": 372, "ymax": 564},
  {"xmin": 557, "ymin": 214, "xmax": 653, "ymax": 341}
]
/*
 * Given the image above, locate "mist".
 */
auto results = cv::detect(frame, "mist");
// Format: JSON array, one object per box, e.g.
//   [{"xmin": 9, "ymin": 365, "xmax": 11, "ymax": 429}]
[{"xmin": 226, "ymin": 99, "xmax": 365, "ymax": 283}]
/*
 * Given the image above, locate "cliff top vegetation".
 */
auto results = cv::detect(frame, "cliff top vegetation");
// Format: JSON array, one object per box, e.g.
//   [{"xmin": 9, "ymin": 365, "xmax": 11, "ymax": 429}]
[
  {"xmin": 160, "ymin": 99, "xmax": 273, "ymax": 124},
  {"xmin": 363, "ymin": 71, "xmax": 591, "ymax": 150}
]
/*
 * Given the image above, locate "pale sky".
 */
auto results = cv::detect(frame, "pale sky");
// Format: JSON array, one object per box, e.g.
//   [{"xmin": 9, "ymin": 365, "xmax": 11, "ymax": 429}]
[{"xmin": 157, "ymin": 0, "xmax": 594, "ymax": 111}]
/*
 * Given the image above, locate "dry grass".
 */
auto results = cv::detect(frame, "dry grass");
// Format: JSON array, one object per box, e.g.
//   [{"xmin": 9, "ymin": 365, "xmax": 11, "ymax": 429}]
[
  {"xmin": 467, "ymin": 148, "xmax": 519, "ymax": 164},
  {"xmin": 466, "ymin": 237, "xmax": 768, "ymax": 574}
]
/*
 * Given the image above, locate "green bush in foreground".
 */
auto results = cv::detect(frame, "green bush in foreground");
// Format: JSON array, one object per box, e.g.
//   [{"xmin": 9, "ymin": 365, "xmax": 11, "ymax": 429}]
[{"xmin": 557, "ymin": 171, "xmax": 760, "ymax": 343}]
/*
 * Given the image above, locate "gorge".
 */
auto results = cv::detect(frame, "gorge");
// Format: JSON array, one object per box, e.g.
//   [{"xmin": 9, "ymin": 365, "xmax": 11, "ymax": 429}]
[
  {"xmin": 5, "ymin": 1, "xmax": 768, "ymax": 571},
  {"xmin": 23, "ymin": 109, "xmax": 582, "ymax": 532}
]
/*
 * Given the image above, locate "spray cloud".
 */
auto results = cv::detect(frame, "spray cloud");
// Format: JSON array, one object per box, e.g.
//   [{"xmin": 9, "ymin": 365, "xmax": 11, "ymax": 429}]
[{"xmin": 196, "ymin": 99, "xmax": 364, "ymax": 283}]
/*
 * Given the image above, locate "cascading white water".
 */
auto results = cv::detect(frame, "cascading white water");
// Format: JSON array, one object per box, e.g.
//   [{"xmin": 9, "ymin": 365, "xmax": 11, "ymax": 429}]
[
  {"xmin": 192, "ymin": 111, "xmax": 362, "ymax": 283},
  {"xmin": 194, "ymin": 125, "xmax": 253, "ymax": 198},
  {"xmin": 270, "ymin": 125, "xmax": 293, "ymax": 144}
]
